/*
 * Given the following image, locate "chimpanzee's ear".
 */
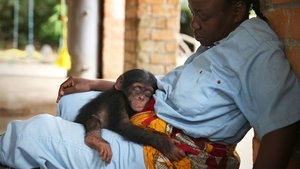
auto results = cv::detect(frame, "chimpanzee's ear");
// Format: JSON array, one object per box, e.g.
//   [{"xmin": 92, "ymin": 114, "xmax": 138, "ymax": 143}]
[{"xmin": 114, "ymin": 75, "xmax": 123, "ymax": 91}]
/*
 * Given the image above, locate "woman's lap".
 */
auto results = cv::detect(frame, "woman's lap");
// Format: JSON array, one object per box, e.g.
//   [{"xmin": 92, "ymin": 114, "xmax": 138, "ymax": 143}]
[{"xmin": 0, "ymin": 92, "xmax": 145, "ymax": 169}]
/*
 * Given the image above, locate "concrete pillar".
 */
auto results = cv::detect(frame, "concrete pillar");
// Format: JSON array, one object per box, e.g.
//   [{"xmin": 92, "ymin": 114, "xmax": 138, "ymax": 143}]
[{"xmin": 67, "ymin": 0, "xmax": 99, "ymax": 78}]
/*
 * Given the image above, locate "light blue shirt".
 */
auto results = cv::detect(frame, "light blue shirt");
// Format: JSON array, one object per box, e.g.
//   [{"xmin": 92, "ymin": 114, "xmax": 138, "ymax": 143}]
[{"xmin": 154, "ymin": 18, "xmax": 300, "ymax": 144}]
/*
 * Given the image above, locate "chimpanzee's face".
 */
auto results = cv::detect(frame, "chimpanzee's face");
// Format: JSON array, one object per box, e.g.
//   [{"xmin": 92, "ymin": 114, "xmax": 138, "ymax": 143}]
[{"xmin": 127, "ymin": 82, "xmax": 154, "ymax": 112}]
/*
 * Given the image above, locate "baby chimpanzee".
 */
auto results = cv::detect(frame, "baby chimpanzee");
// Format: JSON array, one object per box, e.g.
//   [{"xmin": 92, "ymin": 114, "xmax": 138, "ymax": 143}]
[{"xmin": 75, "ymin": 69, "xmax": 185, "ymax": 163}]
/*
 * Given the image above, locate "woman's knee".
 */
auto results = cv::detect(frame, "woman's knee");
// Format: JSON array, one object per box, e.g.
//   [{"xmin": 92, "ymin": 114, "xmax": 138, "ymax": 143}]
[
  {"xmin": 18, "ymin": 114, "xmax": 58, "ymax": 134},
  {"xmin": 2, "ymin": 114, "xmax": 57, "ymax": 145}
]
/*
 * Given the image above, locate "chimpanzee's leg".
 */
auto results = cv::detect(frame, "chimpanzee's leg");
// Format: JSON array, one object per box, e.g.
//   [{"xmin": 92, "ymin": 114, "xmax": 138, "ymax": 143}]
[{"xmin": 83, "ymin": 116, "xmax": 112, "ymax": 163}]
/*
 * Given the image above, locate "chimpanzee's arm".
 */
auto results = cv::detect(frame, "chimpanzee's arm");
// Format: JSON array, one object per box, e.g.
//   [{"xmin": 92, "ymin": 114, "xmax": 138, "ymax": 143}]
[
  {"xmin": 83, "ymin": 114, "xmax": 112, "ymax": 163},
  {"xmin": 114, "ymin": 120, "xmax": 185, "ymax": 161},
  {"xmin": 85, "ymin": 115, "xmax": 102, "ymax": 134},
  {"xmin": 74, "ymin": 93, "xmax": 113, "ymax": 163}
]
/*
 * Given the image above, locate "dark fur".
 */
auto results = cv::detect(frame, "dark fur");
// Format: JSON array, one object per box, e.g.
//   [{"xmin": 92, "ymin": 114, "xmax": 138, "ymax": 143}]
[{"xmin": 74, "ymin": 69, "xmax": 183, "ymax": 160}]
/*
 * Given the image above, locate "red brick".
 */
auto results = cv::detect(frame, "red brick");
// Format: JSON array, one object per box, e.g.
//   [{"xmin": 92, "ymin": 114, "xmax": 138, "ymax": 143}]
[
  {"xmin": 138, "ymin": 0, "xmax": 167, "ymax": 4},
  {"xmin": 137, "ymin": 29, "xmax": 151, "ymax": 40},
  {"xmin": 137, "ymin": 4, "xmax": 151, "ymax": 16},
  {"xmin": 124, "ymin": 41, "xmax": 137, "ymax": 52},
  {"xmin": 285, "ymin": 45, "xmax": 300, "ymax": 79},
  {"xmin": 151, "ymin": 53, "xmax": 176, "ymax": 65},
  {"xmin": 152, "ymin": 4, "xmax": 177, "ymax": 17},
  {"xmin": 290, "ymin": 7, "xmax": 300, "ymax": 40},
  {"xmin": 166, "ymin": 17, "xmax": 181, "ymax": 30},
  {"xmin": 138, "ymin": 40, "xmax": 155, "ymax": 52},
  {"xmin": 124, "ymin": 0, "xmax": 180, "ymax": 76},
  {"xmin": 264, "ymin": 9, "xmax": 290, "ymax": 38},
  {"xmin": 165, "ymin": 41, "xmax": 179, "ymax": 52},
  {"xmin": 271, "ymin": 0, "xmax": 291, "ymax": 4},
  {"xmin": 102, "ymin": 0, "xmax": 126, "ymax": 78},
  {"xmin": 139, "ymin": 17, "xmax": 166, "ymax": 29},
  {"xmin": 151, "ymin": 30, "xmax": 175, "ymax": 40},
  {"xmin": 168, "ymin": 0, "xmax": 180, "ymax": 4},
  {"xmin": 125, "ymin": 30, "xmax": 137, "ymax": 41}
]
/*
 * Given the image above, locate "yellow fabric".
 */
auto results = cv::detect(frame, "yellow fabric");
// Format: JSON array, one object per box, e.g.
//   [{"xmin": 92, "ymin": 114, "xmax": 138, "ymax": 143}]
[
  {"xmin": 55, "ymin": 13, "xmax": 71, "ymax": 70},
  {"xmin": 56, "ymin": 46, "xmax": 71, "ymax": 70},
  {"xmin": 130, "ymin": 111, "xmax": 192, "ymax": 169},
  {"xmin": 130, "ymin": 111, "xmax": 240, "ymax": 169}
]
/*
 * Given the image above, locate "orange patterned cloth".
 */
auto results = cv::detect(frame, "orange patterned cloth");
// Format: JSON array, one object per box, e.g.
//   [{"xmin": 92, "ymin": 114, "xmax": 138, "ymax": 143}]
[{"xmin": 130, "ymin": 111, "xmax": 240, "ymax": 169}]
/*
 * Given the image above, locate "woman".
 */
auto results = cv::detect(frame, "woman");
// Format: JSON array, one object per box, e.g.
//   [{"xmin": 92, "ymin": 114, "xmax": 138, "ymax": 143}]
[{"xmin": 1, "ymin": 0, "xmax": 299, "ymax": 168}]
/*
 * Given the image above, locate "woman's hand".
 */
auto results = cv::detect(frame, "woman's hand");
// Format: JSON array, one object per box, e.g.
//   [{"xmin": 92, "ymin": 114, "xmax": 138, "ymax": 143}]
[
  {"xmin": 56, "ymin": 77, "xmax": 115, "ymax": 103},
  {"xmin": 56, "ymin": 77, "xmax": 92, "ymax": 103}
]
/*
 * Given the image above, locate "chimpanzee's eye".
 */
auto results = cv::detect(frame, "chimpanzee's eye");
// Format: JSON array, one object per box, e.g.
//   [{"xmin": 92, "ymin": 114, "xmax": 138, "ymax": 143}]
[
  {"xmin": 132, "ymin": 86, "xmax": 153, "ymax": 98},
  {"xmin": 132, "ymin": 86, "xmax": 143, "ymax": 95},
  {"xmin": 144, "ymin": 90, "xmax": 153, "ymax": 98}
]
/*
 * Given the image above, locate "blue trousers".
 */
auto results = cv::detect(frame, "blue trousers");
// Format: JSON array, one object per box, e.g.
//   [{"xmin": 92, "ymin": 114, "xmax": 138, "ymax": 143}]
[{"xmin": 0, "ymin": 91, "xmax": 145, "ymax": 169}]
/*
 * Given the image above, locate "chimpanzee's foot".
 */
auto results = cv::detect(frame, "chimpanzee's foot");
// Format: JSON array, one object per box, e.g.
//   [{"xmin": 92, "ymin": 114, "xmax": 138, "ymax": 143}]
[{"xmin": 85, "ymin": 135, "xmax": 112, "ymax": 163}]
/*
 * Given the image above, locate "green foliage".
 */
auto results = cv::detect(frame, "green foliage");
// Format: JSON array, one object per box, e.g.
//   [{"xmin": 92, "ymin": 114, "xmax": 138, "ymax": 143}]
[
  {"xmin": 0, "ymin": 0, "xmax": 62, "ymax": 49},
  {"xmin": 0, "ymin": 0, "xmax": 14, "ymax": 48},
  {"xmin": 180, "ymin": 0, "xmax": 193, "ymax": 37},
  {"xmin": 39, "ymin": 3, "xmax": 65, "ymax": 48}
]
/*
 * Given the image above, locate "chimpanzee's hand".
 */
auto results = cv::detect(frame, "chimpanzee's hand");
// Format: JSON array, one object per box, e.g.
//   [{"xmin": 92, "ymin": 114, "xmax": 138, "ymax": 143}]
[
  {"xmin": 161, "ymin": 138, "xmax": 186, "ymax": 161},
  {"xmin": 85, "ymin": 134, "xmax": 112, "ymax": 163},
  {"xmin": 56, "ymin": 77, "xmax": 92, "ymax": 103}
]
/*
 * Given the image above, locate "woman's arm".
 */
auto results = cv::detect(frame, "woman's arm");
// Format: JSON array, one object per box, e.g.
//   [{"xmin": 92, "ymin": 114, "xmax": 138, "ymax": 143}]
[
  {"xmin": 89, "ymin": 79, "xmax": 115, "ymax": 91},
  {"xmin": 253, "ymin": 121, "xmax": 300, "ymax": 169},
  {"xmin": 56, "ymin": 77, "xmax": 115, "ymax": 102}
]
